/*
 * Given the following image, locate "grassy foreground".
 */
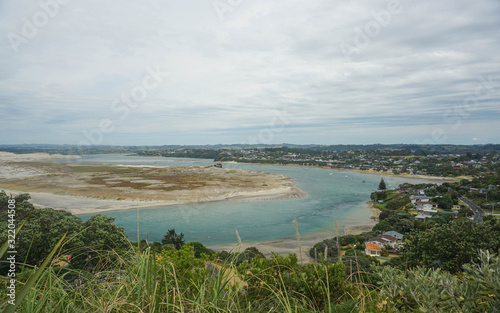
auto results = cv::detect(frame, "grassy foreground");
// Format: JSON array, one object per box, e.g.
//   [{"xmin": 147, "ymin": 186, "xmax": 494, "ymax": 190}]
[{"xmin": 1, "ymin": 240, "xmax": 499, "ymax": 312}]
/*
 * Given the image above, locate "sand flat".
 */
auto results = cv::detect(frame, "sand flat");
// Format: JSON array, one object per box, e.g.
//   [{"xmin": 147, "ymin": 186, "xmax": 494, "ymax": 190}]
[{"xmin": 0, "ymin": 153, "xmax": 306, "ymax": 215}]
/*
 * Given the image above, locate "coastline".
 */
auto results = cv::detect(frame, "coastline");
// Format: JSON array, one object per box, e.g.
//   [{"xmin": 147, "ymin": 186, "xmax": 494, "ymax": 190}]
[
  {"xmin": 219, "ymin": 160, "xmax": 458, "ymax": 184},
  {"xmin": 0, "ymin": 153, "xmax": 307, "ymax": 215},
  {"xmin": 0, "ymin": 153, "xmax": 445, "ymax": 254},
  {"xmin": 367, "ymin": 201, "xmax": 381, "ymax": 221},
  {"xmin": 208, "ymin": 200, "xmax": 379, "ymax": 262},
  {"xmin": 341, "ymin": 202, "xmax": 379, "ymax": 236},
  {"xmin": 0, "ymin": 186, "xmax": 307, "ymax": 216}
]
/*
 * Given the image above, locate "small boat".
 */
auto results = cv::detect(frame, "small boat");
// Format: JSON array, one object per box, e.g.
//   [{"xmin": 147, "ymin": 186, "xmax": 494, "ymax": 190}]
[
  {"xmin": 345, "ymin": 175, "xmax": 348, "ymax": 178},
  {"xmin": 329, "ymin": 173, "xmax": 333, "ymax": 175},
  {"xmin": 362, "ymin": 180, "xmax": 366, "ymax": 183}
]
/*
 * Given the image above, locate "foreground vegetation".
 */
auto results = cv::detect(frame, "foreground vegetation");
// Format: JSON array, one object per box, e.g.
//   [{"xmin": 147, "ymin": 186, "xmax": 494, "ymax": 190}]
[{"xmin": 1, "ymin": 192, "xmax": 499, "ymax": 312}]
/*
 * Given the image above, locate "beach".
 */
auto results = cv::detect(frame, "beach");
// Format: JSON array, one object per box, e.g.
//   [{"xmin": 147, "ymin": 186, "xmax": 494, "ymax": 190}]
[{"xmin": 0, "ymin": 153, "xmax": 306, "ymax": 215}]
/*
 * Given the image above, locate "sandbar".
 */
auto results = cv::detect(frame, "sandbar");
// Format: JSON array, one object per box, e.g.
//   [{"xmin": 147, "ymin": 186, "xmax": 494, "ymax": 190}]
[{"xmin": 0, "ymin": 153, "xmax": 306, "ymax": 215}]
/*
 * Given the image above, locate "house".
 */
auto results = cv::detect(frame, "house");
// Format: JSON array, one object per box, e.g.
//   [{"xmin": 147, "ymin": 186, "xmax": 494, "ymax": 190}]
[
  {"xmin": 415, "ymin": 209, "xmax": 438, "ymax": 220},
  {"xmin": 410, "ymin": 195, "xmax": 431, "ymax": 204},
  {"xmin": 368, "ymin": 234, "xmax": 398, "ymax": 248},
  {"xmin": 384, "ymin": 231, "xmax": 404, "ymax": 241},
  {"xmin": 365, "ymin": 243, "xmax": 381, "ymax": 256},
  {"xmin": 414, "ymin": 201, "xmax": 438, "ymax": 211},
  {"xmin": 452, "ymin": 205, "xmax": 461, "ymax": 211}
]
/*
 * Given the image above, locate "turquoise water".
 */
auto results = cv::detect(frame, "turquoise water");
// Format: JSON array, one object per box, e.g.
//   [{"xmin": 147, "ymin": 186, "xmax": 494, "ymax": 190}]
[{"xmin": 71, "ymin": 154, "xmax": 425, "ymax": 245}]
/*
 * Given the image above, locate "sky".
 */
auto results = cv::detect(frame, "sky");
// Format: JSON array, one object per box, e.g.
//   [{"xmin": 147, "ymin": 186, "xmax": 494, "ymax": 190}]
[{"xmin": 0, "ymin": 0, "xmax": 499, "ymax": 146}]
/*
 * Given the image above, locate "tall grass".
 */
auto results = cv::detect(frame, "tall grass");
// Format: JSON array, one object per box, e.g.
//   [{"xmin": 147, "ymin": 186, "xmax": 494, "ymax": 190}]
[
  {"xmin": 1, "ymin": 238, "xmax": 376, "ymax": 312},
  {"xmin": 19, "ymin": 240, "xmax": 499, "ymax": 312}
]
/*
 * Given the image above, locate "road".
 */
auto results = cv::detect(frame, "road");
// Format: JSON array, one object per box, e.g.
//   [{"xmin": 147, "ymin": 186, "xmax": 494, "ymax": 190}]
[{"xmin": 459, "ymin": 196, "xmax": 485, "ymax": 222}]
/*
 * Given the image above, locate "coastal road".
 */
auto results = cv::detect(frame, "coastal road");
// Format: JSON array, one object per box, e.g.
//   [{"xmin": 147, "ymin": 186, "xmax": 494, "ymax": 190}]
[{"xmin": 459, "ymin": 197, "xmax": 485, "ymax": 222}]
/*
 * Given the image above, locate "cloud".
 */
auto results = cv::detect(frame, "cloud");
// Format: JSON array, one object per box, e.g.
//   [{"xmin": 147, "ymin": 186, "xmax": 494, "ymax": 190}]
[{"xmin": 0, "ymin": 0, "xmax": 499, "ymax": 145}]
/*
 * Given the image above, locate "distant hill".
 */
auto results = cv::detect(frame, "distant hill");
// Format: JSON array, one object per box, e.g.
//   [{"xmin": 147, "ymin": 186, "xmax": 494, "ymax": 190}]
[{"xmin": 1, "ymin": 143, "xmax": 499, "ymax": 155}]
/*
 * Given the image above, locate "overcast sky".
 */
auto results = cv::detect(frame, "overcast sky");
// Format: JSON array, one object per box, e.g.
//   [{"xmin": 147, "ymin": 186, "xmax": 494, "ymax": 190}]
[{"xmin": 0, "ymin": 0, "xmax": 499, "ymax": 146}]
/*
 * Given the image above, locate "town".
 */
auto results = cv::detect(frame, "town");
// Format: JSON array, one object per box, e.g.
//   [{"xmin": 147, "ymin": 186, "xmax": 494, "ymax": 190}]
[{"xmin": 135, "ymin": 144, "xmax": 500, "ymax": 178}]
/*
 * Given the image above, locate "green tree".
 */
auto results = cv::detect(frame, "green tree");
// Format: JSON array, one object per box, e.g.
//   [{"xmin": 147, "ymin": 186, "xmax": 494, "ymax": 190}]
[
  {"xmin": 309, "ymin": 238, "xmax": 339, "ymax": 262},
  {"xmin": 427, "ymin": 212, "xmax": 453, "ymax": 226},
  {"xmin": 457, "ymin": 206, "xmax": 474, "ymax": 218},
  {"xmin": 73, "ymin": 214, "xmax": 130, "ymax": 269},
  {"xmin": 434, "ymin": 193, "xmax": 454, "ymax": 210},
  {"xmin": 0, "ymin": 192, "xmax": 84, "ymax": 273},
  {"xmin": 186, "ymin": 242, "xmax": 215, "ymax": 258},
  {"xmin": 372, "ymin": 220, "xmax": 393, "ymax": 233},
  {"xmin": 401, "ymin": 217, "xmax": 500, "ymax": 273},
  {"xmin": 0, "ymin": 191, "xmax": 134, "ymax": 272},
  {"xmin": 82, "ymin": 215, "xmax": 129, "ymax": 250},
  {"xmin": 162, "ymin": 229, "xmax": 185, "ymax": 250},
  {"xmin": 378, "ymin": 178, "xmax": 387, "ymax": 190}
]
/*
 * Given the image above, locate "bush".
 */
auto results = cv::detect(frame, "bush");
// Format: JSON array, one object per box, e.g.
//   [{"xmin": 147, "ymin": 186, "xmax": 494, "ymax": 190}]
[
  {"xmin": 218, "ymin": 247, "xmax": 265, "ymax": 265},
  {"xmin": 377, "ymin": 250, "xmax": 500, "ymax": 312},
  {"xmin": 239, "ymin": 253, "xmax": 352, "ymax": 311},
  {"xmin": 309, "ymin": 239, "xmax": 340, "ymax": 262},
  {"xmin": 187, "ymin": 242, "xmax": 215, "ymax": 258}
]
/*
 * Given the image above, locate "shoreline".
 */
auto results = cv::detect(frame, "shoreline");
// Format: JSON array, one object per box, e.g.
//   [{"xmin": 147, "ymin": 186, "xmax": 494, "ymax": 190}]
[
  {"xmin": 0, "ymin": 186, "xmax": 307, "ymax": 216},
  {"xmin": 0, "ymin": 153, "xmax": 307, "ymax": 215},
  {"xmin": 208, "ymin": 215, "xmax": 378, "ymax": 264},
  {"xmin": 218, "ymin": 160, "xmax": 458, "ymax": 183},
  {"xmin": 367, "ymin": 201, "xmax": 381, "ymax": 221}
]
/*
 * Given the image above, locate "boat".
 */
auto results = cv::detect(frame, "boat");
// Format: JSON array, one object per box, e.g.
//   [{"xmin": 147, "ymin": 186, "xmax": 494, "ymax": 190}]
[{"xmin": 362, "ymin": 180, "xmax": 366, "ymax": 183}]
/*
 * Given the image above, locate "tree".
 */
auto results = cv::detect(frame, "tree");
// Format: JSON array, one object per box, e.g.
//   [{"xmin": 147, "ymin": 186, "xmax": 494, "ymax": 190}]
[
  {"xmin": 434, "ymin": 194, "xmax": 454, "ymax": 210},
  {"xmin": 378, "ymin": 178, "xmax": 387, "ymax": 190},
  {"xmin": 401, "ymin": 218, "xmax": 500, "ymax": 273},
  {"xmin": 73, "ymin": 214, "xmax": 131, "ymax": 269},
  {"xmin": 82, "ymin": 215, "xmax": 129, "ymax": 250},
  {"xmin": 162, "ymin": 229, "xmax": 185, "ymax": 250},
  {"xmin": 0, "ymin": 192, "xmax": 85, "ymax": 273},
  {"xmin": 187, "ymin": 242, "xmax": 215, "ymax": 258},
  {"xmin": 372, "ymin": 220, "xmax": 392, "ymax": 233},
  {"xmin": 385, "ymin": 196, "xmax": 411, "ymax": 210},
  {"xmin": 457, "ymin": 207, "xmax": 474, "ymax": 218},
  {"xmin": 309, "ymin": 238, "xmax": 339, "ymax": 262},
  {"xmin": 371, "ymin": 191, "xmax": 388, "ymax": 202},
  {"xmin": 0, "ymin": 192, "xmax": 138, "ymax": 272},
  {"xmin": 427, "ymin": 212, "xmax": 453, "ymax": 226},
  {"xmin": 425, "ymin": 188, "xmax": 437, "ymax": 197}
]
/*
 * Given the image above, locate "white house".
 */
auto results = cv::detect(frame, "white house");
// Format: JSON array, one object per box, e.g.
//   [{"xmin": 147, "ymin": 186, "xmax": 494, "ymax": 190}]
[{"xmin": 414, "ymin": 201, "xmax": 438, "ymax": 211}]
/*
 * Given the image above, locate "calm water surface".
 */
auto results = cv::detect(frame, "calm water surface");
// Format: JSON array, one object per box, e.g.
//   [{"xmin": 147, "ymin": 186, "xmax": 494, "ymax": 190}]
[{"xmin": 69, "ymin": 154, "xmax": 428, "ymax": 245}]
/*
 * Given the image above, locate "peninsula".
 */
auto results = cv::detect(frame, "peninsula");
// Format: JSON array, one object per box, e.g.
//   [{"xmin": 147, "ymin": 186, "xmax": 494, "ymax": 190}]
[{"xmin": 0, "ymin": 152, "xmax": 306, "ymax": 215}]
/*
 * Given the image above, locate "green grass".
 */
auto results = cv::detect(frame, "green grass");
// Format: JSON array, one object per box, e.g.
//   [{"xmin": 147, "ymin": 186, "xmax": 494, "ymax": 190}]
[
  {"xmin": 2, "ymin": 240, "xmax": 500, "ymax": 312},
  {"xmin": 0, "ymin": 241, "xmax": 368, "ymax": 313}
]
